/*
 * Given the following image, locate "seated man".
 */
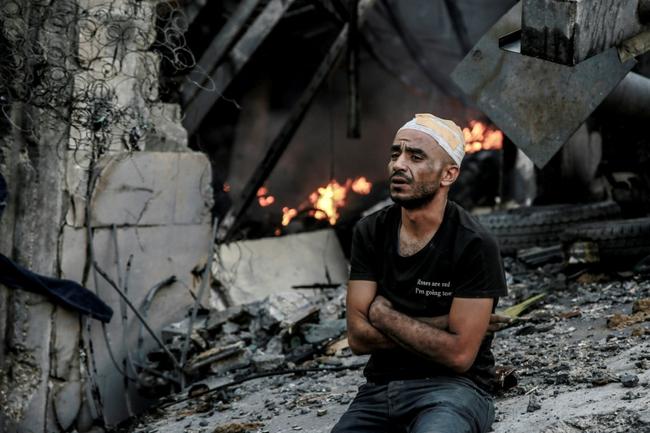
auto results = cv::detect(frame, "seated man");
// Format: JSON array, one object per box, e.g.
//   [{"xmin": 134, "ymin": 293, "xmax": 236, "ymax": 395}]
[{"xmin": 332, "ymin": 114, "xmax": 508, "ymax": 433}]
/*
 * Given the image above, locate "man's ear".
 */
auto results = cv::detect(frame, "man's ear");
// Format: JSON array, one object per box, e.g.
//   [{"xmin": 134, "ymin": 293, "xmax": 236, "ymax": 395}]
[{"xmin": 440, "ymin": 165, "xmax": 460, "ymax": 187}]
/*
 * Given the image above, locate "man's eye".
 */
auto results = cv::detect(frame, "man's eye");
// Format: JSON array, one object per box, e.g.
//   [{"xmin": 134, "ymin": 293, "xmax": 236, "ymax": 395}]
[
  {"xmin": 412, "ymin": 154, "xmax": 423, "ymax": 161},
  {"xmin": 391, "ymin": 153, "xmax": 399, "ymax": 159}
]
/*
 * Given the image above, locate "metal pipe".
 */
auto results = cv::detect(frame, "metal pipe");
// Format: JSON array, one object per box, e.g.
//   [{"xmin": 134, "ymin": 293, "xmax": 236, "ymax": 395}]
[{"xmin": 600, "ymin": 72, "xmax": 650, "ymax": 120}]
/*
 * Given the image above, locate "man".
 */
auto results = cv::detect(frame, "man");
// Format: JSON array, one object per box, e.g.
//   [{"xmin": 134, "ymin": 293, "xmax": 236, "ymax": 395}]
[{"xmin": 331, "ymin": 113, "xmax": 508, "ymax": 433}]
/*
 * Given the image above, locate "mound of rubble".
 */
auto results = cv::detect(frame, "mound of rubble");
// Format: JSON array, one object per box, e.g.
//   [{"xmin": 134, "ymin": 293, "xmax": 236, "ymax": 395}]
[
  {"xmin": 138, "ymin": 288, "xmax": 351, "ymax": 400},
  {"xmin": 119, "ymin": 254, "xmax": 650, "ymax": 433}
]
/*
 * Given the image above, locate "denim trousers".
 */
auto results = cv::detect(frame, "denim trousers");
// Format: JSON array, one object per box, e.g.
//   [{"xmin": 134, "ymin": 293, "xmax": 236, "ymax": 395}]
[{"xmin": 330, "ymin": 376, "xmax": 495, "ymax": 433}]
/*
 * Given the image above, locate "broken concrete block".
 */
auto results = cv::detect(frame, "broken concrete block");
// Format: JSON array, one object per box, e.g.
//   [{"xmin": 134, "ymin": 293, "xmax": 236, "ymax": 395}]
[
  {"xmin": 161, "ymin": 316, "xmax": 208, "ymax": 342},
  {"xmin": 214, "ymin": 229, "xmax": 348, "ymax": 305},
  {"xmin": 146, "ymin": 104, "xmax": 188, "ymax": 152},
  {"xmin": 256, "ymin": 291, "xmax": 319, "ymax": 330},
  {"xmin": 209, "ymin": 348, "xmax": 252, "ymax": 376},
  {"xmin": 251, "ymin": 353, "xmax": 285, "ymax": 372},
  {"xmin": 301, "ymin": 319, "xmax": 346, "ymax": 345},
  {"xmin": 185, "ymin": 341, "xmax": 246, "ymax": 374},
  {"xmin": 205, "ymin": 305, "xmax": 246, "ymax": 331}
]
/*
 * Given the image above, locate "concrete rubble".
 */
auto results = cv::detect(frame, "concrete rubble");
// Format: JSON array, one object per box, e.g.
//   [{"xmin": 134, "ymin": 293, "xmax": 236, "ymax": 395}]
[
  {"xmin": 121, "ymin": 253, "xmax": 650, "ymax": 433},
  {"xmin": 137, "ymin": 287, "xmax": 350, "ymax": 399}
]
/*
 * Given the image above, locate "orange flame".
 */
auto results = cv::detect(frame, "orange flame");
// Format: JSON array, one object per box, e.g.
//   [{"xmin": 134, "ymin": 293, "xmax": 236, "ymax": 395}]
[
  {"xmin": 351, "ymin": 176, "xmax": 372, "ymax": 195},
  {"xmin": 309, "ymin": 180, "xmax": 348, "ymax": 225},
  {"xmin": 280, "ymin": 176, "xmax": 372, "ymax": 227},
  {"xmin": 282, "ymin": 207, "xmax": 298, "ymax": 226},
  {"xmin": 257, "ymin": 186, "xmax": 275, "ymax": 207},
  {"xmin": 463, "ymin": 121, "xmax": 503, "ymax": 154}
]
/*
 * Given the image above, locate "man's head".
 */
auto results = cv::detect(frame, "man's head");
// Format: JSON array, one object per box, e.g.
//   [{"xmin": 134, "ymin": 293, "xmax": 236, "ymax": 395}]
[{"xmin": 388, "ymin": 114, "xmax": 464, "ymax": 209}]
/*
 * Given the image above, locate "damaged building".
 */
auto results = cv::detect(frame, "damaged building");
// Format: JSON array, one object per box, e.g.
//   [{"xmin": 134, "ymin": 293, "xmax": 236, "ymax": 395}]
[{"xmin": 0, "ymin": 0, "xmax": 649, "ymax": 432}]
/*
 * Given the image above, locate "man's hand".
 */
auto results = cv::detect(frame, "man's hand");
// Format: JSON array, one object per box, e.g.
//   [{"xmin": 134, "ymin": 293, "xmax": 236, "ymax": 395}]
[
  {"xmin": 488, "ymin": 314, "xmax": 512, "ymax": 333},
  {"xmin": 413, "ymin": 313, "xmax": 512, "ymax": 333},
  {"xmin": 346, "ymin": 281, "xmax": 397, "ymax": 354}
]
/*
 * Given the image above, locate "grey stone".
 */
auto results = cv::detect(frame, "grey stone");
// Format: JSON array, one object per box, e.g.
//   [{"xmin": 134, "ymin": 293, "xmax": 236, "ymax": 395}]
[
  {"xmin": 302, "ymin": 319, "xmax": 347, "ymax": 345},
  {"xmin": 621, "ymin": 373, "xmax": 640, "ymax": 388},
  {"xmin": 527, "ymin": 395, "xmax": 542, "ymax": 412},
  {"xmin": 252, "ymin": 353, "xmax": 286, "ymax": 372},
  {"xmin": 145, "ymin": 104, "xmax": 188, "ymax": 152}
]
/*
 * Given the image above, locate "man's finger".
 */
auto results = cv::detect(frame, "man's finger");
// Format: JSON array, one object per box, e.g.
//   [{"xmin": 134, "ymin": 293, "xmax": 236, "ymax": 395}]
[{"xmin": 490, "ymin": 314, "xmax": 512, "ymax": 324}]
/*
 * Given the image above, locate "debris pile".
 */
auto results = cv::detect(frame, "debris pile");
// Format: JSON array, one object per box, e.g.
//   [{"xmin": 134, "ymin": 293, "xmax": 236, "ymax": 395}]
[
  {"xmin": 125, "ymin": 225, "xmax": 650, "ymax": 433},
  {"xmin": 139, "ymin": 289, "xmax": 351, "ymax": 398}
]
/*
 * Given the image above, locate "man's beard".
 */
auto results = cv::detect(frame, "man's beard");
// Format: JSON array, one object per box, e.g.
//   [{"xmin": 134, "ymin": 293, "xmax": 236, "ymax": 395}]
[{"xmin": 390, "ymin": 181, "xmax": 439, "ymax": 210}]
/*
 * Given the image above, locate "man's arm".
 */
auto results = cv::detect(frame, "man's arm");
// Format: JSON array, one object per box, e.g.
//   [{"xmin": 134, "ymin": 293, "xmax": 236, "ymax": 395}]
[
  {"xmin": 346, "ymin": 280, "xmax": 397, "ymax": 354},
  {"xmin": 368, "ymin": 295, "xmax": 493, "ymax": 373}
]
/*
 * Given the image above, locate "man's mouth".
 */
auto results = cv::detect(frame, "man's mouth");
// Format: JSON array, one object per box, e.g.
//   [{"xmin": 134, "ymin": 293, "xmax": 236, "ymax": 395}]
[{"xmin": 390, "ymin": 176, "xmax": 410, "ymax": 185}]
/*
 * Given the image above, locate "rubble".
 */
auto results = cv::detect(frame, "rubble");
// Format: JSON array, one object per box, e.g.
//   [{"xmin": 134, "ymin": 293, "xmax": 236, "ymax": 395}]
[
  {"xmin": 137, "ymin": 287, "xmax": 350, "ymax": 399},
  {"xmin": 120, "ymin": 245, "xmax": 650, "ymax": 433}
]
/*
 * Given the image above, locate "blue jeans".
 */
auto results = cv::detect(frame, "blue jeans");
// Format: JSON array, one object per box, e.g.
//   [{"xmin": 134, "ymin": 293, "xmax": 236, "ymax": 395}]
[{"xmin": 331, "ymin": 377, "xmax": 495, "ymax": 433}]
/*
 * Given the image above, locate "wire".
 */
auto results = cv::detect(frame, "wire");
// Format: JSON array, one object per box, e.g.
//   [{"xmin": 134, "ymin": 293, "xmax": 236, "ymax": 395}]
[
  {"xmin": 93, "ymin": 262, "xmax": 181, "ymax": 369},
  {"xmin": 157, "ymin": 362, "xmax": 366, "ymax": 410}
]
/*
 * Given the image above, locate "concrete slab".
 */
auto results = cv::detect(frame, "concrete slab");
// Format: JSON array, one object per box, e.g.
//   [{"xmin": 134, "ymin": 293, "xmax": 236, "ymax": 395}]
[
  {"xmin": 214, "ymin": 229, "xmax": 348, "ymax": 305},
  {"xmin": 60, "ymin": 222, "xmax": 212, "ymax": 426},
  {"xmin": 59, "ymin": 150, "xmax": 213, "ymax": 427},
  {"xmin": 53, "ymin": 380, "xmax": 82, "ymax": 431},
  {"xmin": 52, "ymin": 308, "xmax": 81, "ymax": 380},
  {"xmin": 88, "ymin": 152, "xmax": 212, "ymax": 227}
]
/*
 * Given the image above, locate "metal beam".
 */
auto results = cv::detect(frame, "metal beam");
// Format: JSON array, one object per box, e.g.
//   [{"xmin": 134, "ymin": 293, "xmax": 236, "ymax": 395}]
[
  {"xmin": 182, "ymin": 0, "xmax": 298, "ymax": 135},
  {"xmin": 218, "ymin": 0, "xmax": 376, "ymax": 241},
  {"xmin": 521, "ymin": 0, "xmax": 649, "ymax": 65},
  {"xmin": 182, "ymin": 0, "xmax": 262, "ymax": 106},
  {"xmin": 347, "ymin": 0, "xmax": 360, "ymax": 138},
  {"xmin": 452, "ymin": 3, "xmax": 636, "ymax": 168}
]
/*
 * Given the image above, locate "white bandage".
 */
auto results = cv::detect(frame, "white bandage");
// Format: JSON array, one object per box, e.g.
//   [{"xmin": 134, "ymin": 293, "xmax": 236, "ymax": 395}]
[{"xmin": 398, "ymin": 113, "xmax": 465, "ymax": 166}]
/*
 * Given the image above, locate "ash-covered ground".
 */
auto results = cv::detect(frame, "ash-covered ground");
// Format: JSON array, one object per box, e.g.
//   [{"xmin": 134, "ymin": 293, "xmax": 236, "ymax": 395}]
[{"xmin": 120, "ymin": 258, "xmax": 650, "ymax": 433}]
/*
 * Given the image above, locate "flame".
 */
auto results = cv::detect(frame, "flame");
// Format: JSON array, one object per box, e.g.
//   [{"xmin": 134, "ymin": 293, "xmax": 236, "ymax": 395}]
[
  {"xmin": 462, "ymin": 121, "xmax": 503, "ymax": 154},
  {"xmin": 282, "ymin": 207, "xmax": 298, "ymax": 226},
  {"xmin": 351, "ymin": 176, "xmax": 372, "ymax": 195},
  {"xmin": 309, "ymin": 180, "xmax": 348, "ymax": 225},
  {"xmin": 223, "ymin": 183, "xmax": 231, "ymax": 192},
  {"xmin": 257, "ymin": 186, "xmax": 275, "ymax": 207},
  {"xmin": 280, "ymin": 176, "xmax": 372, "ymax": 227}
]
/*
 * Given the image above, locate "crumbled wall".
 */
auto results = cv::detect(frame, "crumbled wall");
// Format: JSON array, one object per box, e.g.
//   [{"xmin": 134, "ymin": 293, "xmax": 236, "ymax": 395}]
[{"xmin": 0, "ymin": 0, "xmax": 201, "ymax": 431}]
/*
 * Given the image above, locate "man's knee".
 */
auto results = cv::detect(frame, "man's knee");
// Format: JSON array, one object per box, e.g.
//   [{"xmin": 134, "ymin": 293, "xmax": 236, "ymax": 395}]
[{"xmin": 410, "ymin": 401, "xmax": 496, "ymax": 433}]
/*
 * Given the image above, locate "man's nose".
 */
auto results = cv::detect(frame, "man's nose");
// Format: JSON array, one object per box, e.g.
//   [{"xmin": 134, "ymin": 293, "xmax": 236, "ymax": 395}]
[{"xmin": 392, "ymin": 153, "xmax": 408, "ymax": 171}]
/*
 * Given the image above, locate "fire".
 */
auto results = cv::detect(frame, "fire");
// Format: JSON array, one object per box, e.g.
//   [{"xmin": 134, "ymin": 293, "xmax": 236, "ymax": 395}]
[
  {"xmin": 281, "ymin": 176, "xmax": 372, "ymax": 227},
  {"xmin": 309, "ymin": 180, "xmax": 348, "ymax": 225},
  {"xmin": 281, "ymin": 207, "xmax": 297, "ymax": 226},
  {"xmin": 351, "ymin": 176, "xmax": 372, "ymax": 195},
  {"xmin": 257, "ymin": 186, "xmax": 275, "ymax": 207},
  {"xmin": 463, "ymin": 121, "xmax": 503, "ymax": 154}
]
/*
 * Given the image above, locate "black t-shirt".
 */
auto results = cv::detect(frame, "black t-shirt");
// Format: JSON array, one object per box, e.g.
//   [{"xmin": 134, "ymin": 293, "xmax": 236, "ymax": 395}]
[{"xmin": 349, "ymin": 201, "xmax": 507, "ymax": 393}]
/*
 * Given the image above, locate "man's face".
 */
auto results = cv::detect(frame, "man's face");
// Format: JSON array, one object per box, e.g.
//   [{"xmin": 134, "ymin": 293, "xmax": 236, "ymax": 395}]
[{"xmin": 388, "ymin": 129, "xmax": 449, "ymax": 209}]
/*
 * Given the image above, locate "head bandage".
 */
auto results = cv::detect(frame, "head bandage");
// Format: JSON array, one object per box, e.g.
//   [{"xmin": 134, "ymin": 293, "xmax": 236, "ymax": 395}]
[{"xmin": 397, "ymin": 113, "xmax": 465, "ymax": 166}]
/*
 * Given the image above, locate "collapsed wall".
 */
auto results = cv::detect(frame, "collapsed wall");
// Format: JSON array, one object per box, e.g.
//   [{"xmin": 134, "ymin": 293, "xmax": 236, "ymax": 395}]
[{"xmin": 0, "ymin": 0, "xmax": 212, "ymax": 431}]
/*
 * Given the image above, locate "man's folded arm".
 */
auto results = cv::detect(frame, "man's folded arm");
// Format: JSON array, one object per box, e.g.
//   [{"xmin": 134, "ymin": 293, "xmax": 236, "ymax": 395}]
[
  {"xmin": 369, "ymin": 296, "xmax": 493, "ymax": 373},
  {"xmin": 346, "ymin": 280, "xmax": 397, "ymax": 354}
]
